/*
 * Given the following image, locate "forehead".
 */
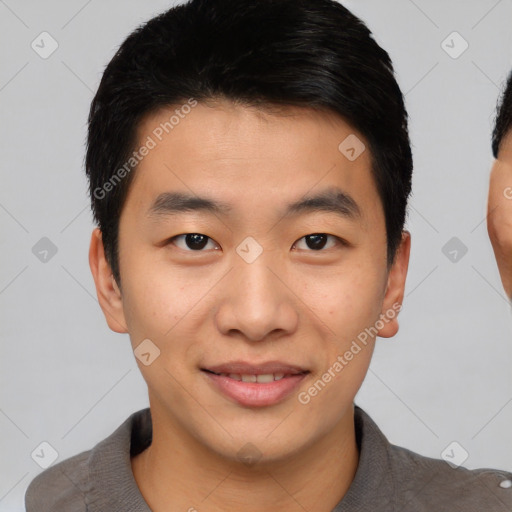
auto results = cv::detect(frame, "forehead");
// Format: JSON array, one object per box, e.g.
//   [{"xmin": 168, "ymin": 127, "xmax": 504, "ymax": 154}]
[{"xmin": 122, "ymin": 100, "xmax": 383, "ymax": 228}]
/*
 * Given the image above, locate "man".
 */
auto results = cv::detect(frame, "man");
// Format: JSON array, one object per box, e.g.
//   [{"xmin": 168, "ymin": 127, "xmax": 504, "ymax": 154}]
[
  {"xmin": 488, "ymin": 70, "xmax": 512, "ymax": 301},
  {"xmin": 25, "ymin": 0, "xmax": 512, "ymax": 510}
]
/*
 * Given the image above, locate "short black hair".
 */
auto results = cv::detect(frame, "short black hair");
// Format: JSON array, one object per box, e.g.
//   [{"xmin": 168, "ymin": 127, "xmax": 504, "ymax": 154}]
[
  {"xmin": 85, "ymin": 0, "xmax": 413, "ymax": 288},
  {"xmin": 492, "ymin": 70, "xmax": 512, "ymax": 158}
]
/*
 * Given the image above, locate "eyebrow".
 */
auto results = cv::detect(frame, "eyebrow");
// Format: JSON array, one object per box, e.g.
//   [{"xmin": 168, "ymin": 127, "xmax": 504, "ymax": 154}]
[{"xmin": 146, "ymin": 187, "xmax": 361, "ymax": 222}]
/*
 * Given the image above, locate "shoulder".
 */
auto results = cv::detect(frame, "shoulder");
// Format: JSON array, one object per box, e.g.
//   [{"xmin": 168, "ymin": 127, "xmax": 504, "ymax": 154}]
[
  {"xmin": 352, "ymin": 405, "xmax": 512, "ymax": 511},
  {"xmin": 24, "ymin": 449, "xmax": 91, "ymax": 512},
  {"xmin": 388, "ymin": 442, "xmax": 512, "ymax": 510},
  {"xmin": 24, "ymin": 408, "xmax": 151, "ymax": 512}
]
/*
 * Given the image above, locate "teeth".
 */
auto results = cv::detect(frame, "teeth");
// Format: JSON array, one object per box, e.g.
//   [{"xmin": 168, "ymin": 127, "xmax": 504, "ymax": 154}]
[
  {"xmin": 255, "ymin": 373, "xmax": 274, "ymax": 383},
  {"xmin": 217, "ymin": 372, "xmax": 290, "ymax": 382}
]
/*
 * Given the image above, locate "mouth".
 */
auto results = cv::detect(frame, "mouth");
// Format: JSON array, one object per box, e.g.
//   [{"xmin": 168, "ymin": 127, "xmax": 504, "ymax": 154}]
[
  {"xmin": 200, "ymin": 361, "xmax": 310, "ymax": 407},
  {"xmin": 201, "ymin": 368, "xmax": 308, "ymax": 383}
]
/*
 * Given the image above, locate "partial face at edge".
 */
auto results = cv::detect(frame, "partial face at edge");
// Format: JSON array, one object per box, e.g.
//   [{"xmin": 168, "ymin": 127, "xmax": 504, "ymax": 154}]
[
  {"xmin": 92, "ymin": 99, "xmax": 410, "ymax": 463},
  {"xmin": 488, "ymin": 130, "xmax": 512, "ymax": 299}
]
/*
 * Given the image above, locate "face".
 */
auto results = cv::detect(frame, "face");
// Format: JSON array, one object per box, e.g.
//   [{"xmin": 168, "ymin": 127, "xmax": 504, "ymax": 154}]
[
  {"xmin": 90, "ymin": 99, "xmax": 410, "ymax": 465},
  {"xmin": 488, "ymin": 130, "xmax": 512, "ymax": 298}
]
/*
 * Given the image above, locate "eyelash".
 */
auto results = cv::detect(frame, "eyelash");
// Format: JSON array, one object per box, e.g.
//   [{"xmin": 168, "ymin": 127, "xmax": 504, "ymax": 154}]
[{"xmin": 165, "ymin": 233, "xmax": 347, "ymax": 252}]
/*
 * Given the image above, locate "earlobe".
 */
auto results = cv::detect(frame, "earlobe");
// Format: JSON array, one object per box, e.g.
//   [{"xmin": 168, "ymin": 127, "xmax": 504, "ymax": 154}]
[
  {"xmin": 88, "ymin": 228, "xmax": 128, "ymax": 333},
  {"xmin": 377, "ymin": 231, "xmax": 411, "ymax": 338}
]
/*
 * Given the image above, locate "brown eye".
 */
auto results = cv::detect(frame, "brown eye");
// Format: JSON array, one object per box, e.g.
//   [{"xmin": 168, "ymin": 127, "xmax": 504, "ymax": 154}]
[
  {"xmin": 169, "ymin": 233, "xmax": 219, "ymax": 251},
  {"xmin": 293, "ymin": 233, "xmax": 342, "ymax": 251}
]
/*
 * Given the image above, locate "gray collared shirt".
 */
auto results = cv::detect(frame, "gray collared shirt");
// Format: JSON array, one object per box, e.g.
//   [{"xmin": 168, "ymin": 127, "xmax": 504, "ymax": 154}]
[{"xmin": 25, "ymin": 405, "xmax": 512, "ymax": 511}]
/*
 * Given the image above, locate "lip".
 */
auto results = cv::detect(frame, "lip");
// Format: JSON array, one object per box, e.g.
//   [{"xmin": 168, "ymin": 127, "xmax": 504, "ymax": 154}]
[
  {"xmin": 202, "ymin": 370, "xmax": 309, "ymax": 407},
  {"xmin": 201, "ymin": 360, "xmax": 308, "ymax": 376}
]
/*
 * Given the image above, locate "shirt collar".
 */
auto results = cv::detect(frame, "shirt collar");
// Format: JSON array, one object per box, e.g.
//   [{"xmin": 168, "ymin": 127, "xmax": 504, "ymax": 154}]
[
  {"xmin": 86, "ymin": 408, "xmax": 153, "ymax": 511},
  {"xmin": 332, "ymin": 405, "xmax": 396, "ymax": 511}
]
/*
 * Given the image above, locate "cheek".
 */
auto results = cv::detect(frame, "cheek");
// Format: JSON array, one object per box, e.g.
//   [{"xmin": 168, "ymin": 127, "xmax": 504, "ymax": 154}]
[
  {"xmin": 304, "ymin": 268, "xmax": 380, "ymax": 411},
  {"xmin": 120, "ymin": 260, "xmax": 206, "ymax": 393},
  {"xmin": 119, "ymin": 248, "xmax": 196, "ymax": 342},
  {"xmin": 307, "ymin": 261, "xmax": 384, "ymax": 327}
]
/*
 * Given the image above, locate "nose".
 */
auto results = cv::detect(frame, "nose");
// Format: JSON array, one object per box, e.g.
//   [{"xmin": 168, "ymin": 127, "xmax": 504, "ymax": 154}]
[{"xmin": 215, "ymin": 251, "xmax": 299, "ymax": 342}]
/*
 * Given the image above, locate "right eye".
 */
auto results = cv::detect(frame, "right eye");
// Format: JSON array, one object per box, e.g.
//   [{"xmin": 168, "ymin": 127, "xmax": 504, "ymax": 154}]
[{"xmin": 166, "ymin": 233, "xmax": 220, "ymax": 252}]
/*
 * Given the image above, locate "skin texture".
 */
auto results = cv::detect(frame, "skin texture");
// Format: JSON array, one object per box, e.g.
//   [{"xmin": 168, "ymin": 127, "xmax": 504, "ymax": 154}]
[
  {"xmin": 88, "ymin": 100, "xmax": 410, "ymax": 512},
  {"xmin": 488, "ymin": 131, "xmax": 512, "ymax": 301}
]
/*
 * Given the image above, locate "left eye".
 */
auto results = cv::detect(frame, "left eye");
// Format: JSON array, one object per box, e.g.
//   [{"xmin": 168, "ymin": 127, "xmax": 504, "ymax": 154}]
[{"xmin": 293, "ymin": 233, "xmax": 341, "ymax": 251}]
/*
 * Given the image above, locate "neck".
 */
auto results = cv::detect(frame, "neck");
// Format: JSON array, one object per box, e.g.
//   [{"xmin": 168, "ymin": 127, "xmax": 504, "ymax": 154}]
[{"xmin": 131, "ymin": 404, "xmax": 359, "ymax": 512}]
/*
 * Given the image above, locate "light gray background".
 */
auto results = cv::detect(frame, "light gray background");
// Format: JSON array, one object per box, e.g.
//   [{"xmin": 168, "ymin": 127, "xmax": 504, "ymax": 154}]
[{"xmin": 1, "ymin": 1, "xmax": 512, "ymax": 510}]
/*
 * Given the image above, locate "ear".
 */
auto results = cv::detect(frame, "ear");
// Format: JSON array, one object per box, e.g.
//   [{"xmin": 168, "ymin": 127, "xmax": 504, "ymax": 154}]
[
  {"xmin": 377, "ymin": 230, "xmax": 411, "ymax": 338},
  {"xmin": 88, "ymin": 227, "xmax": 128, "ymax": 333}
]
